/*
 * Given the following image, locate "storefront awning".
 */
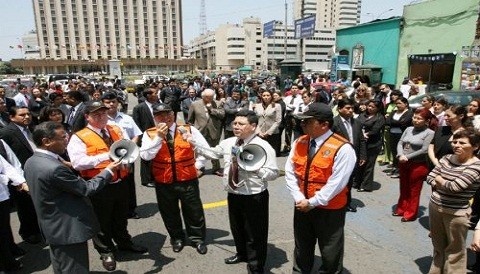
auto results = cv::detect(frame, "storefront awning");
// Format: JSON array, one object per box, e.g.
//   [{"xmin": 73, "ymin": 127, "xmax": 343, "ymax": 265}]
[
  {"xmin": 354, "ymin": 64, "xmax": 382, "ymax": 69},
  {"xmin": 337, "ymin": 64, "xmax": 351, "ymax": 71}
]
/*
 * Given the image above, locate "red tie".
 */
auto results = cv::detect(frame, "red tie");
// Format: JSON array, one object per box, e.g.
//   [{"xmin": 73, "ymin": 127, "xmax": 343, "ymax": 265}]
[{"xmin": 228, "ymin": 139, "xmax": 244, "ymax": 189}]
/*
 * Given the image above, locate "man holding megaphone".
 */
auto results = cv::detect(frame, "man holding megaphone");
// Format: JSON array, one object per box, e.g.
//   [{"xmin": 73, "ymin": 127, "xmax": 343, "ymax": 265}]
[
  {"xmin": 185, "ymin": 109, "xmax": 279, "ymax": 274},
  {"xmin": 67, "ymin": 101, "xmax": 147, "ymax": 271},
  {"xmin": 139, "ymin": 103, "xmax": 209, "ymax": 255}
]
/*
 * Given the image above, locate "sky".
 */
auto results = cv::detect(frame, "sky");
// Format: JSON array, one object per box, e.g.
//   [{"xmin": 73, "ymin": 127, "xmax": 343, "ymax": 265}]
[{"xmin": 0, "ymin": 0, "xmax": 414, "ymax": 61}]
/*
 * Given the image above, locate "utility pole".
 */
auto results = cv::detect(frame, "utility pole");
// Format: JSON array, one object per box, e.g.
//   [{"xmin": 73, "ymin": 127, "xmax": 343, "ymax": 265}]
[{"xmin": 284, "ymin": 0, "xmax": 288, "ymax": 60}]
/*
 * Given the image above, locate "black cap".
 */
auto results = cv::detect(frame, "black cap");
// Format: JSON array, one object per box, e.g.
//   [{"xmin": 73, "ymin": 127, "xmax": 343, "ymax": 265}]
[
  {"xmin": 85, "ymin": 100, "xmax": 108, "ymax": 113},
  {"xmin": 152, "ymin": 103, "xmax": 172, "ymax": 115},
  {"xmin": 100, "ymin": 91, "xmax": 118, "ymax": 101},
  {"xmin": 293, "ymin": 103, "xmax": 333, "ymax": 121}
]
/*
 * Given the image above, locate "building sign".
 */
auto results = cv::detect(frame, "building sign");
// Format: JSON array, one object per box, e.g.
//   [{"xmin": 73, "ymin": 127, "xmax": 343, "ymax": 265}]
[
  {"xmin": 352, "ymin": 44, "xmax": 364, "ymax": 68},
  {"xmin": 263, "ymin": 20, "xmax": 275, "ymax": 38},
  {"xmin": 330, "ymin": 55, "xmax": 350, "ymax": 82},
  {"xmin": 294, "ymin": 15, "xmax": 316, "ymax": 39}
]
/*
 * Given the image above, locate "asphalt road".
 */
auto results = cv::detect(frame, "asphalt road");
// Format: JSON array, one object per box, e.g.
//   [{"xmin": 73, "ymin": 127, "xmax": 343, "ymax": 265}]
[{"xmin": 7, "ymin": 94, "xmax": 478, "ymax": 273}]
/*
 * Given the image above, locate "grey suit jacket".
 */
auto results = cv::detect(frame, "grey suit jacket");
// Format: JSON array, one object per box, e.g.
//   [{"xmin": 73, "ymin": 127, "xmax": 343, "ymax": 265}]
[
  {"xmin": 253, "ymin": 103, "xmax": 282, "ymax": 135},
  {"xmin": 188, "ymin": 100, "xmax": 225, "ymax": 141},
  {"xmin": 24, "ymin": 151, "xmax": 112, "ymax": 246}
]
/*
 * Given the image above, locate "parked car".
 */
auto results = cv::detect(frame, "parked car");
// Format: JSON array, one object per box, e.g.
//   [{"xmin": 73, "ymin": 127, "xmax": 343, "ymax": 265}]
[{"xmin": 408, "ymin": 91, "xmax": 480, "ymax": 109}]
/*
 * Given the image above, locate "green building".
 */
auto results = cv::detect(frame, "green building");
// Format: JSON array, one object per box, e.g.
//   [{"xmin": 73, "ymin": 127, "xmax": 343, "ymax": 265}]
[
  {"xmin": 398, "ymin": 0, "xmax": 479, "ymax": 91},
  {"xmin": 336, "ymin": 17, "xmax": 402, "ymax": 86}
]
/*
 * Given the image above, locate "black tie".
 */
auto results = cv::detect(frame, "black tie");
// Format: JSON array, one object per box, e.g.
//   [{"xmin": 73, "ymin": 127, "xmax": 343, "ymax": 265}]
[
  {"xmin": 101, "ymin": 129, "xmax": 112, "ymax": 147},
  {"xmin": 166, "ymin": 131, "xmax": 174, "ymax": 152},
  {"xmin": 308, "ymin": 139, "xmax": 316, "ymax": 160},
  {"xmin": 228, "ymin": 139, "xmax": 244, "ymax": 189}
]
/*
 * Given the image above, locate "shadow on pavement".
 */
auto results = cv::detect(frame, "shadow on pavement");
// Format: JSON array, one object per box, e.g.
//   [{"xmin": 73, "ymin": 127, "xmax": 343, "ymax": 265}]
[
  {"xmin": 351, "ymin": 198, "xmax": 365, "ymax": 209},
  {"xmin": 371, "ymin": 181, "xmax": 382, "ymax": 191},
  {"xmin": 418, "ymin": 216, "xmax": 430, "ymax": 231},
  {"xmin": 310, "ymin": 255, "xmax": 352, "ymax": 274},
  {"xmin": 414, "ymin": 255, "xmax": 432, "ymax": 273},
  {"xmin": 135, "ymin": 202, "xmax": 159, "ymax": 218},
  {"xmin": 265, "ymin": 243, "xmax": 288, "ymax": 271}
]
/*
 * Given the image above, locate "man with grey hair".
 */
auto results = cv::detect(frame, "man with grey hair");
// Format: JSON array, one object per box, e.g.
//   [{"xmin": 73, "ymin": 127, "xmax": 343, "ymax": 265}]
[{"xmin": 188, "ymin": 89, "xmax": 225, "ymax": 175}]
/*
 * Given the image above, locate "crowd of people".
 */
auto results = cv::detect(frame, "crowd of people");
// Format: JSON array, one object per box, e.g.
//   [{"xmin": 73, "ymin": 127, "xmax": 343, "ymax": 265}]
[{"xmin": 1, "ymin": 72, "xmax": 480, "ymax": 273}]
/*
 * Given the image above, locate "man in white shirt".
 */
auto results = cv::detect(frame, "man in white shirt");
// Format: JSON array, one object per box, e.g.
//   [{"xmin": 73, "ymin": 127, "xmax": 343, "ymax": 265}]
[{"xmin": 285, "ymin": 103, "xmax": 356, "ymax": 274}]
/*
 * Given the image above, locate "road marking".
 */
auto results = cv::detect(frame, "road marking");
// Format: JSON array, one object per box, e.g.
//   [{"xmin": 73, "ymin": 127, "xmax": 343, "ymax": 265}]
[{"xmin": 203, "ymin": 200, "xmax": 227, "ymax": 209}]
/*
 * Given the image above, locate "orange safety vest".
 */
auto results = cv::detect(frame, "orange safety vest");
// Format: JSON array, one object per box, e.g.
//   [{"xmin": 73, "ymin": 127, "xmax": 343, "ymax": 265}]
[
  {"xmin": 292, "ymin": 133, "xmax": 349, "ymax": 209},
  {"xmin": 75, "ymin": 125, "xmax": 129, "ymax": 181},
  {"xmin": 146, "ymin": 125, "xmax": 197, "ymax": 184}
]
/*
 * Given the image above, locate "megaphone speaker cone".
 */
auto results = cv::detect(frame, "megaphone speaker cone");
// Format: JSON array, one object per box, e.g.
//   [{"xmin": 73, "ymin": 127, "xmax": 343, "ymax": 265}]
[{"xmin": 109, "ymin": 139, "xmax": 140, "ymax": 164}]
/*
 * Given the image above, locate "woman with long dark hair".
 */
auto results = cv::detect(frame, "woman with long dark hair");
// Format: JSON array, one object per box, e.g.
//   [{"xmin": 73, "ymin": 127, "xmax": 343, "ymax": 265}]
[{"xmin": 355, "ymin": 99, "xmax": 385, "ymax": 192}]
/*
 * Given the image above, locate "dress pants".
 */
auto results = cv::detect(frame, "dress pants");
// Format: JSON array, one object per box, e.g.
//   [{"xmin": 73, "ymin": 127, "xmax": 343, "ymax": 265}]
[
  {"xmin": 228, "ymin": 190, "xmax": 269, "ymax": 272},
  {"xmin": 358, "ymin": 146, "xmax": 382, "ymax": 190},
  {"xmin": 0, "ymin": 199, "xmax": 17, "ymax": 270},
  {"xmin": 428, "ymin": 202, "xmax": 470, "ymax": 274},
  {"xmin": 125, "ymin": 164, "xmax": 137, "ymax": 215},
  {"xmin": 90, "ymin": 180, "xmax": 132, "ymax": 254},
  {"xmin": 155, "ymin": 180, "xmax": 206, "ymax": 244},
  {"xmin": 293, "ymin": 207, "xmax": 346, "ymax": 274},
  {"xmin": 395, "ymin": 161, "xmax": 428, "ymax": 220},
  {"xmin": 389, "ymin": 132, "xmax": 403, "ymax": 168},
  {"xmin": 284, "ymin": 115, "xmax": 294, "ymax": 149},
  {"xmin": 140, "ymin": 159, "xmax": 154, "ymax": 186},
  {"xmin": 50, "ymin": 242, "xmax": 89, "ymax": 274},
  {"xmin": 8, "ymin": 185, "xmax": 40, "ymax": 239}
]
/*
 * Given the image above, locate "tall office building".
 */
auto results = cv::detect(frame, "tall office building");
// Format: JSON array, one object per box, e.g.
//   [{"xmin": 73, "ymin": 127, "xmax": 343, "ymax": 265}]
[
  {"xmin": 294, "ymin": 0, "xmax": 361, "ymax": 29},
  {"xmin": 32, "ymin": 0, "xmax": 183, "ymax": 60}
]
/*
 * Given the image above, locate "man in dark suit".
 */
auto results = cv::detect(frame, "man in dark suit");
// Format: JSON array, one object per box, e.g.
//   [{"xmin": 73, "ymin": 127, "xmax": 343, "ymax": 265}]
[
  {"xmin": 223, "ymin": 88, "xmax": 249, "ymax": 139},
  {"xmin": 160, "ymin": 79, "xmax": 182, "ymax": 118},
  {"xmin": 180, "ymin": 87, "xmax": 200, "ymax": 122},
  {"xmin": 25, "ymin": 121, "xmax": 121, "ymax": 274},
  {"xmin": 0, "ymin": 106, "xmax": 41, "ymax": 243},
  {"xmin": 0, "ymin": 97, "xmax": 11, "ymax": 128},
  {"xmin": 0, "ymin": 86, "xmax": 15, "ymax": 112},
  {"xmin": 64, "ymin": 91, "xmax": 87, "ymax": 133},
  {"xmin": 332, "ymin": 98, "xmax": 367, "ymax": 212},
  {"xmin": 132, "ymin": 87, "xmax": 158, "ymax": 187}
]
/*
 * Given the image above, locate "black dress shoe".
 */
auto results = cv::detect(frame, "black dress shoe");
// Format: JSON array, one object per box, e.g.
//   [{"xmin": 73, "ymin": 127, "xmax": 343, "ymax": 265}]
[
  {"xmin": 118, "ymin": 244, "xmax": 148, "ymax": 254},
  {"xmin": 100, "ymin": 254, "xmax": 116, "ymax": 271},
  {"xmin": 23, "ymin": 234, "xmax": 42, "ymax": 244},
  {"xmin": 143, "ymin": 182, "xmax": 155, "ymax": 188},
  {"xmin": 172, "ymin": 240, "xmax": 184, "ymax": 253},
  {"xmin": 10, "ymin": 245, "xmax": 26, "ymax": 257},
  {"xmin": 194, "ymin": 242, "xmax": 207, "ymax": 254},
  {"xmin": 357, "ymin": 188, "xmax": 372, "ymax": 192},
  {"xmin": 224, "ymin": 254, "xmax": 246, "ymax": 264},
  {"xmin": 346, "ymin": 205, "xmax": 357, "ymax": 212}
]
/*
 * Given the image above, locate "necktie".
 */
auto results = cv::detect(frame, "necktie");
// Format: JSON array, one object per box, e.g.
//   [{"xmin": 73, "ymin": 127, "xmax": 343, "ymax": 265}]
[
  {"xmin": 24, "ymin": 95, "xmax": 30, "ymax": 106},
  {"xmin": 308, "ymin": 139, "xmax": 316, "ymax": 160},
  {"xmin": 228, "ymin": 139, "xmax": 244, "ymax": 189},
  {"xmin": 101, "ymin": 129, "xmax": 113, "ymax": 147},
  {"xmin": 166, "ymin": 131, "xmax": 174, "ymax": 152},
  {"xmin": 344, "ymin": 119, "xmax": 353, "ymax": 142},
  {"xmin": 67, "ymin": 108, "xmax": 75, "ymax": 125}
]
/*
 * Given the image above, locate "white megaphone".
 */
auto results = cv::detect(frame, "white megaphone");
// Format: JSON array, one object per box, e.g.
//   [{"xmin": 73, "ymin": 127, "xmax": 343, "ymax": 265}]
[
  {"xmin": 237, "ymin": 144, "xmax": 267, "ymax": 172},
  {"xmin": 109, "ymin": 139, "xmax": 139, "ymax": 164}
]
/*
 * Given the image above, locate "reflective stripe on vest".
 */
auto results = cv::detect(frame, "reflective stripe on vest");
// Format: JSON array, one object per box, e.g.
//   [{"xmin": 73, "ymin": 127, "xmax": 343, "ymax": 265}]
[
  {"xmin": 76, "ymin": 125, "xmax": 129, "ymax": 181},
  {"xmin": 292, "ymin": 133, "xmax": 349, "ymax": 209},
  {"xmin": 146, "ymin": 125, "xmax": 197, "ymax": 184}
]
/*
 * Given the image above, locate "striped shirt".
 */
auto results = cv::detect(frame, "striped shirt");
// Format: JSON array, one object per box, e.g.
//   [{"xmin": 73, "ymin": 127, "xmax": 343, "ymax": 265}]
[{"xmin": 427, "ymin": 154, "xmax": 480, "ymax": 212}]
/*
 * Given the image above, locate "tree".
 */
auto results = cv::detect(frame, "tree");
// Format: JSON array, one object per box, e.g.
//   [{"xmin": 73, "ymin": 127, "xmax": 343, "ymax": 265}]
[{"xmin": 0, "ymin": 62, "xmax": 23, "ymax": 74}]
